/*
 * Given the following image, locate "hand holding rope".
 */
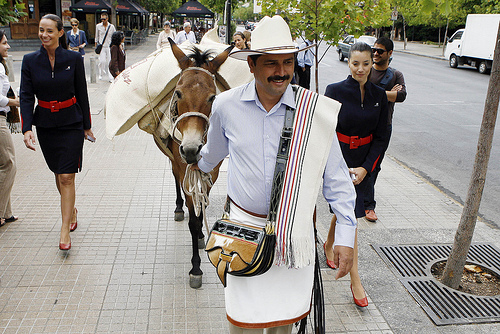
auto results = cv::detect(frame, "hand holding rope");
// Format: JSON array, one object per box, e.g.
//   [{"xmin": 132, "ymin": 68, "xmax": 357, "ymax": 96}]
[{"xmin": 183, "ymin": 164, "xmax": 213, "ymax": 235}]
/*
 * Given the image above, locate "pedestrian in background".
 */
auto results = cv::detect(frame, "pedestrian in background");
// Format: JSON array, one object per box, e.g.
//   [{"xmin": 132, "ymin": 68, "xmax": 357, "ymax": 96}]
[
  {"xmin": 20, "ymin": 14, "xmax": 95, "ymax": 250},
  {"xmin": 109, "ymin": 31, "xmax": 126, "ymax": 78},
  {"xmin": 232, "ymin": 31, "xmax": 249, "ymax": 50},
  {"xmin": 95, "ymin": 12, "xmax": 116, "ymax": 82},
  {"xmin": 323, "ymin": 42, "xmax": 389, "ymax": 308},
  {"xmin": 364, "ymin": 36, "xmax": 407, "ymax": 222},
  {"xmin": 296, "ymin": 38, "xmax": 314, "ymax": 89},
  {"xmin": 156, "ymin": 21, "xmax": 176, "ymax": 49},
  {"xmin": 66, "ymin": 18, "xmax": 87, "ymax": 56},
  {"xmin": 0, "ymin": 29, "xmax": 19, "ymax": 227},
  {"xmin": 174, "ymin": 21, "xmax": 196, "ymax": 44}
]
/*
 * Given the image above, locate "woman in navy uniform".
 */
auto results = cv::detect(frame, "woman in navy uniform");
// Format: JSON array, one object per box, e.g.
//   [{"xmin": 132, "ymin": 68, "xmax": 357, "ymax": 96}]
[
  {"xmin": 66, "ymin": 18, "xmax": 87, "ymax": 56},
  {"xmin": 323, "ymin": 42, "xmax": 389, "ymax": 308},
  {"xmin": 21, "ymin": 14, "xmax": 95, "ymax": 251}
]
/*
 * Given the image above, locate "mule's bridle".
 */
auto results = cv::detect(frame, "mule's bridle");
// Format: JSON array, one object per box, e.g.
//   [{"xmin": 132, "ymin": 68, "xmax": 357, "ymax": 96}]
[{"xmin": 169, "ymin": 67, "xmax": 215, "ymax": 144}]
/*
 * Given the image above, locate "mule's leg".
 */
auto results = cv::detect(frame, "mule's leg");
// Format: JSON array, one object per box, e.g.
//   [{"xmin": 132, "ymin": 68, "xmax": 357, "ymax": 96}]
[
  {"xmin": 187, "ymin": 200, "xmax": 203, "ymax": 289},
  {"xmin": 174, "ymin": 176, "xmax": 185, "ymax": 221}
]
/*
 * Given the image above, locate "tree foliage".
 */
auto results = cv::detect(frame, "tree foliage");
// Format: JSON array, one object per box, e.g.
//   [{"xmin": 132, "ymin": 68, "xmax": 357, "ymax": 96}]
[
  {"xmin": 0, "ymin": 0, "xmax": 26, "ymax": 26},
  {"xmin": 258, "ymin": 0, "xmax": 392, "ymax": 45},
  {"xmin": 393, "ymin": 0, "xmax": 500, "ymax": 30},
  {"xmin": 137, "ymin": 0, "xmax": 181, "ymax": 14}
]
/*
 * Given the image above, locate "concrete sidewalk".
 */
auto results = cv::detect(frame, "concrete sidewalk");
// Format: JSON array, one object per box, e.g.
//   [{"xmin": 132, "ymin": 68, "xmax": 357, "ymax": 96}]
[
  {"xmin": 1, "ymin": 35, "xmax": 499, "ymax": 333},
  {"xmin": 393, "ymin": 40, "xmax": 447, "ymax": 60}
]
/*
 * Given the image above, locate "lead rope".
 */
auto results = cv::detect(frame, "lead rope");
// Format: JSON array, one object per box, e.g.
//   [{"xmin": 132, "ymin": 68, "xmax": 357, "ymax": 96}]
[{"xmin": 183, "ymin": 165, "xmax": 213, "ymax": 235}]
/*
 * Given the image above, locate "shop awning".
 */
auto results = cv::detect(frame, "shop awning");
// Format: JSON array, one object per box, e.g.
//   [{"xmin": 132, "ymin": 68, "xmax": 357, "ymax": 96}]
[
  {"xmin": 70, "ymin": 0, "xmax": 111, "ymax": 13},
  {"xmin": 115, "ymin": 0, "xmax": 147, "ymax": 15},
  {"xmin": 130, "ymin": 1, "xmax": 149, "ymax": 14},
  {"xmin": 172, "ymin": 0, "xmax": 214, "ymax": 18},
  {"xmin": 70, "ymin": 0, "xmax": 148, "ymax": 15}
]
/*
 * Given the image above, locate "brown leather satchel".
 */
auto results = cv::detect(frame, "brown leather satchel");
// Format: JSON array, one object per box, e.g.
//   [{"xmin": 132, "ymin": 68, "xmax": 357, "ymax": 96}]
[
  {"xmin": 6, "ymin": 87, "xmax": 20, "ymax": 124},
  {"xmin": 205, "ymin": 217, "xmax": 276, "ymax": 287}
]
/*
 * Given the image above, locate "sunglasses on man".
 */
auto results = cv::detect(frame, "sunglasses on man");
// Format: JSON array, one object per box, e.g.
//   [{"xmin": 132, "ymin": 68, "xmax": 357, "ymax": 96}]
[
  {"xmin": 372, "ymin": 48, "xmax": 386, "ymax": 55},
  {"xmin": 71, "ymin": 24, "xmax": 78, "ymax": 27},
  {"xmin": 101, "ymin": 18, "xmax": 107, "ymax": 21}
]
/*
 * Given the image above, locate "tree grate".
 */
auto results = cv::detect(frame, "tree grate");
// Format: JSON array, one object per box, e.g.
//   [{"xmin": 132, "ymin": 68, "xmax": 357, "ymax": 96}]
[{"xmin": 372, "ymin": 243, "xmax": 500, "ymax": 325}]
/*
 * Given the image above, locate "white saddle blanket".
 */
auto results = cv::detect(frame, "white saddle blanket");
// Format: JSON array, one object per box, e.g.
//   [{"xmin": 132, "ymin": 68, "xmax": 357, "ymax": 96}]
[{"xmin": 105, "ymin": 27, "xmax": 253, "ymax": 140}]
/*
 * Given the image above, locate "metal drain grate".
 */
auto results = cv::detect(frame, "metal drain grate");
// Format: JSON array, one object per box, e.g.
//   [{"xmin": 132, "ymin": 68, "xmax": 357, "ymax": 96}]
[{"xmin": 373, "ymin": 243, "xmax": 500, "ymax": 325}]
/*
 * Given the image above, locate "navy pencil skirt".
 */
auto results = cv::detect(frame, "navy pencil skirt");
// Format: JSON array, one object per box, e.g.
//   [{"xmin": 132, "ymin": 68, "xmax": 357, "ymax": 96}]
[{"xmin": 36, "ymin": 123, "xmax": 84, "ymax": 174}]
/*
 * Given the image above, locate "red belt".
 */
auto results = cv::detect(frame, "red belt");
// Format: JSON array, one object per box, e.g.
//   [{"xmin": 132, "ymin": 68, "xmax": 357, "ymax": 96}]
[
  {"xmin": 38, "ymin": 97, "xmax": 77, "ymax": 112},
  {"xmin": 337, "ymin": 132, "xmax": 373, "ymax": 149}
]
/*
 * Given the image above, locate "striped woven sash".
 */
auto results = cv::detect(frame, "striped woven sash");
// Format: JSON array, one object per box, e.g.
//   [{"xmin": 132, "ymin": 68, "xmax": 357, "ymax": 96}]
[{"xmin": 274, "ymin": 85, "xmax": 340, "ymax": 268}]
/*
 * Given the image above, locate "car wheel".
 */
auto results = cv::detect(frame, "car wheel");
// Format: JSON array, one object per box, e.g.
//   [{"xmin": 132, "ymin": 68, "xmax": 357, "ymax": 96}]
[
  {"xmin": 478, "ymin": 61, "xmax": 489, "ymax": 74},
  {"xmin": 338, "ymin": 51, "xmax": 345, "ymax": 61},
  {"xmin": 449, "ymin": 54, "xmax": 458, "ymax": 68}
]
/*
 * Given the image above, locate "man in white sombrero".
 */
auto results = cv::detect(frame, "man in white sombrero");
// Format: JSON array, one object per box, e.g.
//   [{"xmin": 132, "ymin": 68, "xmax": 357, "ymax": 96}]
[{"xmin": 194, "ymin": 15, "xmax": 357, "ymax": 333}]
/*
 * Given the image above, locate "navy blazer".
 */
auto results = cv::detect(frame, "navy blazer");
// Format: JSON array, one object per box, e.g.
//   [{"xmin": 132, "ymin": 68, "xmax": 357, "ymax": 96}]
[
  {"xmin": 66, "ymin": 30, "xmax": 87, "ymax": 55},
  {"xmin": 20, "ymin": 45, "xmax": 91, "ymax": 133},
  {"xmin": 324, "ymin": 75, "xmax": 389, "ymax": 174}
]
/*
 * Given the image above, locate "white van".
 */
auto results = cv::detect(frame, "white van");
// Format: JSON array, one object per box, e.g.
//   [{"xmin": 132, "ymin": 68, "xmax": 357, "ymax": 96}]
[{"xmin": 444, "ymin": 14, "xmax": 500, "ymax": 74}]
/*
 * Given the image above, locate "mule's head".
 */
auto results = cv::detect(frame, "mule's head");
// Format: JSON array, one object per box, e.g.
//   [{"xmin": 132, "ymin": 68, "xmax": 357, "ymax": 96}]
[{"xmin": 168, "ymin": 38, "xmax": 233, "ymax": 164}]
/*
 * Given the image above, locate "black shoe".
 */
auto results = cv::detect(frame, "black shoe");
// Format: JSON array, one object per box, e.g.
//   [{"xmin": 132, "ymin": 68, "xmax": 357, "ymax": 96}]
[{"xmin": 4, "ymin": 216, "xmax": 18, "ymax": 223}]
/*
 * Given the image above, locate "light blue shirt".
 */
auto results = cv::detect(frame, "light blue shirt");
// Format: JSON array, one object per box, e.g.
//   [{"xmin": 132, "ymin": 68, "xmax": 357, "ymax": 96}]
[
  {"xmin": 297, "ymin": 40, "xmax": 314, "ymax": 67},
  {"xmin": 198, "ymin": 81, "xmax": 357, "ymax": 247},
  {"xmin": 174, "ymin": 30, "xmax": 196, "ymax": 44}
]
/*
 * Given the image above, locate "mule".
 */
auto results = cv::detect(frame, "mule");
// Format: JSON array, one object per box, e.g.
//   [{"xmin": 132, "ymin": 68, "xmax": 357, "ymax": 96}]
[{"xmin": 152, "ymin": 38, "xmax": 233, "ymax": 288}]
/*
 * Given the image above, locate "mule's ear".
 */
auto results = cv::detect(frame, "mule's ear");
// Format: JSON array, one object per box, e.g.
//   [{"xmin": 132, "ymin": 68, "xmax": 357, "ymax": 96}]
[
  {"xmin": 169, "ymin": 37, "xmax": 192, "ymax": 70},
  {"xmin": 207, "ymin": 45, "xmax": 234, "ymax": 74}
]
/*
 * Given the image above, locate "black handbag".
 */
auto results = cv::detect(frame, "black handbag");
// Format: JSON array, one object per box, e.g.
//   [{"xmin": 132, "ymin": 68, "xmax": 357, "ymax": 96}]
[
  {"xmin": 95, "ymin": 26, "xmax": 110, "ymax": 54},
  {"xmin": 205, "ymin": 104, "xmax": 295, "ymax": 287}
]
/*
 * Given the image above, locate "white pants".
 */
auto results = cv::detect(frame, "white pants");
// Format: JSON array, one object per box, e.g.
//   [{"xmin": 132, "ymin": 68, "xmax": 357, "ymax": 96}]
[
  {"xmin": 229, "ymin": 323, "xmax": 292, "ymax": 334},
  {"xmin": 98, "ymin": 46, "xmax": 112, "ymax": 80},
  {"xmin": 0, "ymin": 115, "xmax": 16, "ymax": 218}
]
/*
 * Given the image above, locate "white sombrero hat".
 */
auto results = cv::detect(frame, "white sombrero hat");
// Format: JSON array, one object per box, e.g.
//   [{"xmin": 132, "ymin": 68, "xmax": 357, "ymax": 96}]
[{"xmin": 230, "ymin": 15, "xmax": 315, "ymax": 61}]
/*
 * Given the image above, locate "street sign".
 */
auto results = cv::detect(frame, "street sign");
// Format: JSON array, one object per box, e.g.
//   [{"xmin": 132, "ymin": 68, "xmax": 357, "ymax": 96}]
[{"xmin": 391, "ymin": 10, "xmax": 398, "ymax": 21}]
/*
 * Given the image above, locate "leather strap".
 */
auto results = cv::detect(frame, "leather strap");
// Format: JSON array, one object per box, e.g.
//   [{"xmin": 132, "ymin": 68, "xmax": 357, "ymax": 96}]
[
  {"xmin": 38, "ymin": 97, "xmax": 77, "ymax": 113},
  {"xmin": 268, "ymin": 103, "xmax": 295, "ymax": 223},
  {"xmin": 337, "ymin": 132, "xmax": 373, "ymax": 149},
  {"xmin": 226, "ymin": 197, "xmax": 267, "ymax": 218}
]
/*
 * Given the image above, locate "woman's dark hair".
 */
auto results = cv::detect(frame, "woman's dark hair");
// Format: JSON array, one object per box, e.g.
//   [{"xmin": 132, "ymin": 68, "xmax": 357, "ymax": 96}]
[
  {"xmin": 0, "ymin": 30, "xmax": 6, "ymax": 74},
  {"xmin": 41, "ymin": 14, "xmax": 67, "ymax": 49},
  {"xmin": 110, "ymin": 31, "xmax": 124, "ymax": 47},
  {"xmin": 233, "ymin": 31, "xmax": 248, "ymax": 49},
  {"xmin": 348, "ymin": 41, "xmax": 372, "ymax": 60}
]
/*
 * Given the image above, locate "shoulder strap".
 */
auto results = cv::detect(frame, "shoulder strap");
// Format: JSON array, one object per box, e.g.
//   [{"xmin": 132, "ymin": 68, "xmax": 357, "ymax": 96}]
[
  {"xmin": 268, "ymin": 102, "xmax": 295, "ymax": 223},
  {"xmin": 102, "ymin": 25, "xmax": 110, "ymax": 43},
  {"xmin": 378, "ymin": 67, "xmax": 394, "ymax": 89}
]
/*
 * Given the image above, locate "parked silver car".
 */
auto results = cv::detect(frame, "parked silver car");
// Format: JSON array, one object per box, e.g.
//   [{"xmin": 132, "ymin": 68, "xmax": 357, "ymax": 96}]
[{"xmin": 337, "ymin": 35, "xmax": 377, "ymax": 61}]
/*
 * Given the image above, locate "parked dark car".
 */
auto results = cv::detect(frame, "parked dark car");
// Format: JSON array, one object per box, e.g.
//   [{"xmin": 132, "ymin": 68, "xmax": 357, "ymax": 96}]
[{"xmin": 337, "ymin": 35, "xmax": 377, "ymax": 61}]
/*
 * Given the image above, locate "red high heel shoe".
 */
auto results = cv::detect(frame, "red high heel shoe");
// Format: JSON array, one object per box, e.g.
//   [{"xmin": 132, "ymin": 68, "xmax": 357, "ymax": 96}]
[
  {"xmin": 351, "ymin": 284, "xmax": 368, "ymax": 307},
  {"xmin": 323, "ymin": 243, "xmax": 337, "ymax": 269},
  {"xmin": 59, "ymin": 242, "xmax": 71, "ymax": 250},
  {"xmin": 70, "ymin": 208, "xmax": 77, "ymax": 232}
]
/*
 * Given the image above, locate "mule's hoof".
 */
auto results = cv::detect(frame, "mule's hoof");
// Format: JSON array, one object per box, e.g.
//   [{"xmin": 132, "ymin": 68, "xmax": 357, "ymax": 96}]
[
  {"xmin": 189, "ymin": 274, "xmax": 203, "ymax": 289},
  {"xmin": 174, "ymin": 211, "xmax": 184, "ymax": 221},
  {"xmin": 198, "ymin": 237, "xmax": 206, "ymax": 249}
]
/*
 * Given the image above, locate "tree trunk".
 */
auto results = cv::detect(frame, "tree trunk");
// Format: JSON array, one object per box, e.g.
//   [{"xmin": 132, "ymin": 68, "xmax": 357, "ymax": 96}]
[
  {"xmin": 442, "ymin": 18, "xmax": 450, "ymax": 57},
  {"xmin": 441, "ymin": 23, "xmax": 500, "ymax": 289}
]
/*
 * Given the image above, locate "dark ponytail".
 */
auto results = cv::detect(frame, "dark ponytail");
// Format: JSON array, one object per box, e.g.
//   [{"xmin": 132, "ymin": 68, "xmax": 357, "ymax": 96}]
[
  {"xmin": 41, "ymin": 14, "xmax": 67, "ymax": 49},
  {"xmin": 0, "ymin": 29, "xmax": 6, "ymax": 74}
]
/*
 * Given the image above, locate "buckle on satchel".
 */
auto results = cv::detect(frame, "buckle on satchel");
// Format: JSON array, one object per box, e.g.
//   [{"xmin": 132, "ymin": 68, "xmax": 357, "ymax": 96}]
[{"xmin": 220, "ymin": 252, "xmax": 233, "ymax": 263}]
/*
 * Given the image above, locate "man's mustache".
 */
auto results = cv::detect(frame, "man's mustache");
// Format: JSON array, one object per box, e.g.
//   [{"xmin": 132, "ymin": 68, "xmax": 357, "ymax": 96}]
[{"xmin": 267, "ymin": 75, "xmax": 290, "ymax": 82}]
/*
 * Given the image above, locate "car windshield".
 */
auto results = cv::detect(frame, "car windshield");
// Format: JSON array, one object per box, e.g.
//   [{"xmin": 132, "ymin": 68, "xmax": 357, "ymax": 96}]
[{"xmin": 357, "ymin": 36, "xmax": 377, "ymax": 46}]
